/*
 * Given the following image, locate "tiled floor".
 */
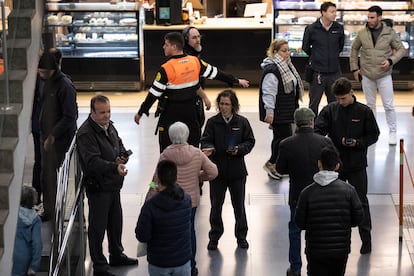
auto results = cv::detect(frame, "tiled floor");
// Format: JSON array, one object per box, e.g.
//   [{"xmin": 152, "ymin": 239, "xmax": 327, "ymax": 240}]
[{"xmin": 26, "ymin": 89, "xmax": 414, "ymax": 275}]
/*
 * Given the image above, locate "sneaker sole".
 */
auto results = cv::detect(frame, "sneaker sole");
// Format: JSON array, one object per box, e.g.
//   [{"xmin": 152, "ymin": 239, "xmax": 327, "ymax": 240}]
[{"xmin": 263, "ymin": 165, "xmax": 282, "ymax": 180}]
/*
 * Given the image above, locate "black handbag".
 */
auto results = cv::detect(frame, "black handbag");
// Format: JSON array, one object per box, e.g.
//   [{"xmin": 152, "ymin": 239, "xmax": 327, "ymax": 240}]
[{"xmin": 304, "ymin": 64, "xmax": 314, "ymax": 83}]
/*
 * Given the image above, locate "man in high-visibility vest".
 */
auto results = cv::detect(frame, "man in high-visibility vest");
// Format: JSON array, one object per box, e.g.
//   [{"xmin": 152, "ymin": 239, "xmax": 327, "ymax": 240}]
[
  {"xmin": 134, "ymin": 31, "xmax": 244, "ymax": 152},
  {"xmin": 0, "ymin": 58, "xmax": 4, "ymax": 74}
]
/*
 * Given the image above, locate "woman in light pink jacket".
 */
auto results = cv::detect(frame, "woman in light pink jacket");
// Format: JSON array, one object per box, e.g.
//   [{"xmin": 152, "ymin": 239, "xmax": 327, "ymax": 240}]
[{"xmin": 155, "ymin": 121, "xmax": 218, "ymax": 275}]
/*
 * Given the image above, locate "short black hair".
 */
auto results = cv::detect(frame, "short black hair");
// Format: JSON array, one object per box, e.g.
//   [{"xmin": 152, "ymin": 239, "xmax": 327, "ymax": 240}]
[
  {"xmin": 21, "ymin": 185, "xmax": 38, "ymax": 208},
  {"xmin": 90, "ymin": 95, "xmax": 109, "ymax": 112},
  {"xmin": 331, "ymin": 77, "xmax": 352, "ymax": 96},
  {"xmin": 320, "ymin": 146, "xmax": 341, "ymax": 171},
  {"xmin": 368, "ymin": 5, "xmax": 382, "ymax": 16},
  {"xmin": 157, "ymin": 160, "xmax": 177, "ymax": 187},
  {"xmin": 165, "ymin": 32, "xmax": 184, "ymax": 51},
  {"xmin": 216, "ymin": 89, "xmax": 240, "ymax": 114},
  {"xmin": 320, "ymin": 1, "xmax": 336, "ymax": 13}
]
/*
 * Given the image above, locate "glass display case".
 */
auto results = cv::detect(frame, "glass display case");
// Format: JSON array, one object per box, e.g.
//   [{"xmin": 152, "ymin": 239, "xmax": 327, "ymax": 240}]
[
  {"xmin": 45, "ymin": 1, "xmax": 142, "ymax": 91},
  {"xmin": 272, "ymin": 0, "xmax": 414, "ymax": 89}
]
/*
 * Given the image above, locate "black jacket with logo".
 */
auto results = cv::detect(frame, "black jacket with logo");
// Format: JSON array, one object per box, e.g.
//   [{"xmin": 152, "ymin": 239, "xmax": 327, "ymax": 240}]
[
  {"xmin": 315, "ymin": 96, "xmax": 380, "ymax": 172},
  {"xmin": 302, "ymin": 19, "xmax": 345, "ymax": 73},
  {"xmin": 201, "ymin": 113, "xmax": 255, "ymax": 180}
]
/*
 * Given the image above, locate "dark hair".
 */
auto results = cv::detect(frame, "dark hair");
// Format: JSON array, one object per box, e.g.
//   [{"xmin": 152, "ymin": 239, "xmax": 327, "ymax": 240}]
[
  {"xmin": 320, "ymin": 146, "xmax": 341, "ymax": 171},
  {"xmin": 368, "ymin": 5, "xmax": 382, "ymax": 16},
  {"xmin": 90, "ymin": 95, "xmax": 110, "ymax": 112},
  {"xmin": 216, "ymin": 89, "xmax": 240, "ymax": 114},
  {"xmin": 49, "ymin": 48, "xmax": 62, "ymax": 63},
  {"xmin": 331, "ymin": 77, "xmax": 352, "ymax": 96},
  {"xmin": 382, "ymin": 18, "xmax": 393, "ymax": 28},
  {"xmin": 38, "ymin": 51, "xmax": 58, "ymax": 70},
  {"xmin": 164, "ymin": 32, "xmax": 184, "ymax": 51},
  {"xmin": 182, "ymin": 26, "xmax": 197, "ymax": 42},
  {"xmin": 157, "ymin": 160, "xmax": 177, "ymax": 187},
  {"xmin": 21, "ymin": 185, "xmax": 38, "ymax": 208},
  {"xmin": 320, "ymin": 1, "xmax": 336, "ymax": 13}
]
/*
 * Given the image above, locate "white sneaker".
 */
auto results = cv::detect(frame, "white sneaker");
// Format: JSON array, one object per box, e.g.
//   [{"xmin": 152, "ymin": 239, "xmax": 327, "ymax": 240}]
[{"xmin": 389, "ymin": 132, "xmax": 397, "ymax": 145}]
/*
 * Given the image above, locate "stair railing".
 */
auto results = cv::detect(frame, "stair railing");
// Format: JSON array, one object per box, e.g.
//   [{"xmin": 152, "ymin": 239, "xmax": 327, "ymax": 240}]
[
  {"xmin": 0, "ymin": 0, "xmax": 11, "ymax": 111},
  {"xmin": 48, "ymin": 135, "xmax": 86, "ymax": 276}
]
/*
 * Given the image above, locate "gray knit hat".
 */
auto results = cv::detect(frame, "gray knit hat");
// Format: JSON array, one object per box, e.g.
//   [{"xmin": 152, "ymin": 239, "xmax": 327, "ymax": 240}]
[{"xmin": 294, "ymin": 107, "xmax": 315, "ymax": 126}]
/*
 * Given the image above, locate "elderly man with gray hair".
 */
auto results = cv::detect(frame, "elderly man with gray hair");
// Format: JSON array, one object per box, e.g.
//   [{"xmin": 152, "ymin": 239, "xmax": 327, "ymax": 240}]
[
  {"xmin": 276, "ymin": 107, "xmax": 334, "ymax": 276},
  {"xmin": 154, "ymin": 121, "xmax": 218, "ymax": 276}
]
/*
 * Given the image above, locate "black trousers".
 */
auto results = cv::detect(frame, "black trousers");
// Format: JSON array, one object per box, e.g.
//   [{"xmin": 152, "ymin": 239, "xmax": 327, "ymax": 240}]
[
  {"xmin": 208, "ymin": 176, "xmax": 248, "ymax": 242},
  {"xmin": 32, "ymin": 131, "xmax": 42, "ymax": 203},
  {"xmin": 41, "ymin": 134, "xmax": 73, "ymax": 219},
  {"xmin": 307, "ymin": 254, "xmax": 348, "ymax": 276},
  {"xmin": 308, "ymin": 71, "xmax": 340, "ymax": 115},
  {"xmin": 339, "ymin": 169, "xmax": 372, "ymax": 243},
  {"xmin": 269, "ymin": 123, "xmax": 292, "ymax": 164},
  {"xmin": 87, "ymin": 191, "xmax": 124, "ymax": 272}
]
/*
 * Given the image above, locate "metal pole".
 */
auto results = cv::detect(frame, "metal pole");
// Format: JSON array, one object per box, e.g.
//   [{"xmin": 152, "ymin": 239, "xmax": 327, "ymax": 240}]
[
  {"xmin": 399, "ymin": 139, "xmax": 404, "ymax": 242},
  {"xmin": 1, "ymin": 0, "xmax": 12, "ymax": 111}
]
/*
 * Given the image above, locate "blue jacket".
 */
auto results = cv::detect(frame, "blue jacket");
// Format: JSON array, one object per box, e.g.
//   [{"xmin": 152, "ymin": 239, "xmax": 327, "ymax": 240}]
[
  {"xmin": 12, "ymin": 207, "xmax": 42, "ymax": 276},
  {"xmin": 136, "ymin": 184, "xmax": 192, "ymax": 268}
]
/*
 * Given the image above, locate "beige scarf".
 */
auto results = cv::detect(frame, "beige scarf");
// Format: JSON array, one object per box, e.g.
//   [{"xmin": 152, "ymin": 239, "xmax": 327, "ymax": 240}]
[{"xmin": 273, "ymin": 55, "xmax": 304, "ymax": 101}]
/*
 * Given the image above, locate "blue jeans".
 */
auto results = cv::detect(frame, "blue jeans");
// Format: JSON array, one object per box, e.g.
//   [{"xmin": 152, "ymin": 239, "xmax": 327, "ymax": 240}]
[
  {"xmin": 289, "ymin": 206, "xmax": 301, "ymax": 272},
  {"xmin": 148, "ymin": 260, "xmax": 191, "ymax": 276}
]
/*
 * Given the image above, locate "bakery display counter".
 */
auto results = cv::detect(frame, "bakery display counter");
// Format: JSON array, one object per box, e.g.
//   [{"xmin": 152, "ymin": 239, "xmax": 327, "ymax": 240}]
[
  {"xmin": 142, "ymin": 18, "xmax": 273, "ymax": 87},
  {"xmin": 273, "ymin": 0, "xmax": 414, "ymax": 89},
  {"xmin": 44, "ymin": 1, "xmax": 141, "ymax": 91}
]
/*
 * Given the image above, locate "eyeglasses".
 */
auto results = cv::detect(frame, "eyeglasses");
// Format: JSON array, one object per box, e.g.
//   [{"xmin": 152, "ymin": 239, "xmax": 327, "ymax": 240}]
[
  {"xmin": 219, "ymin": 102, "xmax": 231, "ymax": 106},
  {"xmin": 190, "ymin": 35, "xmax": 202, "ymax": 40}
]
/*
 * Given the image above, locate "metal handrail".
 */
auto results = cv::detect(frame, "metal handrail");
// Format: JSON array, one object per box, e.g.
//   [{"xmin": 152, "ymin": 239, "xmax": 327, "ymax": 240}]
[
  {"xmin": 48, "ymin": 135, "xmax": 86, "ymax": 276},
  {"xmin": 0, "ymin": 0, "xmax": 10, "ymax": 109}
]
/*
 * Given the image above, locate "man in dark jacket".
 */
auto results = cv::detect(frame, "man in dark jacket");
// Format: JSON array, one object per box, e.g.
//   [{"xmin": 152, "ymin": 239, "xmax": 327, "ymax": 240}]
[
  {"xmin": 37, "ymin": 51, "xmax": 78, "ymax": 222},
  {"xmin": 295, "ymin": 146, "xmax": 364, "ymax": 276},
  {"xmin": 276, "ymin": 107, "xmax": 334, "ymax": 276},
  {"xmin": 135, "ymin": 160, "xmax": 192, "ymax": 276},
  {"xmin": 32, "ymin": 48, "xmax": 63, "ymax": 205},
  {"xmin": 77, "ymin": 95, "xmax": 137, "ymax": 276},
  {"xmin": 182, "ymin": 26, "xmax": 249, "ymax": 127},
  {"xmin": 302, "ymin": 1, "xmax": 344, "ymax": 115},
  {"xmin": 201, "ymin": 89, "xmax": 255, "ymax": 251},
  {"xmin": 315, "ymin": 77, "xmax": 380, "ymax": 255}
]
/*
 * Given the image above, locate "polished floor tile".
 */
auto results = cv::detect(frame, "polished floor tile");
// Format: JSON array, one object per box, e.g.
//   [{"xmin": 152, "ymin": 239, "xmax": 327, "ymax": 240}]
[{"xmin": 24, "ymin": 90, "xmax": 414, "ymax": 275}]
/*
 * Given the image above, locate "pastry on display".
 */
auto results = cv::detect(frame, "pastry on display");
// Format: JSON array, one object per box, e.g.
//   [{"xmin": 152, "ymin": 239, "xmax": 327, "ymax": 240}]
[
  {"xmin": 275, "ymin": 14, "xmax": 295, "ymax": 24},
  {"xmin": 298, "ymin": 16, "xmax": 317, "ymax": 24},
  {"xmin": 120, "ymin": 18, "xmax": 137, "ymax": 25},
  {"xmin": 61, "ymin": 15, "xmax": 72, "ymax": 24},
  {"xmin": 47, "ymin": 15, "xmax": 58, "ymax": 24}
]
